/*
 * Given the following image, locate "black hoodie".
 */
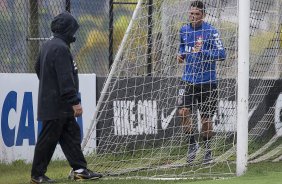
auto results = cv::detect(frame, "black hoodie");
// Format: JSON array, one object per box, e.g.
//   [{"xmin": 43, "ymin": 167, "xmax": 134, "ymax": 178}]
[{"xmin": 35, "ymin": 12, "xmax": 80, "ymax": 121}]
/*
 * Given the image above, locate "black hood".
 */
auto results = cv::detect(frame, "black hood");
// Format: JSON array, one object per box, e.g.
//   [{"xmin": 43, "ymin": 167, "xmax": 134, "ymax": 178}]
[{"xmin": 51, "ymin": 12, "xmax": 79, "ymax": 44}]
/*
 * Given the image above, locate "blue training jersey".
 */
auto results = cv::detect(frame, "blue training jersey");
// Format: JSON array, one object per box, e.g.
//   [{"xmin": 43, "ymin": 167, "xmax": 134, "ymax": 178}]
[{"xmin": 179, "ymin": 22, "xmax": 226, "ymax": 84}]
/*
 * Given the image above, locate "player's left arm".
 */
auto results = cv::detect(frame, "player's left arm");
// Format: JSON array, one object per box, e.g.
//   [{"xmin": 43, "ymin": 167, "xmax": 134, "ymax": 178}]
[{"xmin": 202, "ymin": 29, "xmax": 226, "ymax": 61}]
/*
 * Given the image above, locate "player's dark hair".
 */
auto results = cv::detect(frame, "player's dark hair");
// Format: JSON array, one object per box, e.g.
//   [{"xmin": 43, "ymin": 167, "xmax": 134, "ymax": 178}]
[{"xmin": 190, "ymin": 1, "xmax": 206, "ymax": 14}]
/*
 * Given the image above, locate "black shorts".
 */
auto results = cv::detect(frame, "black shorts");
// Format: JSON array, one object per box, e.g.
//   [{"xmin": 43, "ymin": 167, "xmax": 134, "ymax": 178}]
[{"xmin": 178, "ymin": 82, "xmax": 218, "ymax": 118}]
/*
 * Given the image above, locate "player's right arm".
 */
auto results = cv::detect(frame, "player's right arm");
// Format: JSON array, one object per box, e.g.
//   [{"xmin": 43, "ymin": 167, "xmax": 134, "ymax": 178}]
[{"xmin": 177, "ymin": 27, "xmax": 186, "ymax": 63}]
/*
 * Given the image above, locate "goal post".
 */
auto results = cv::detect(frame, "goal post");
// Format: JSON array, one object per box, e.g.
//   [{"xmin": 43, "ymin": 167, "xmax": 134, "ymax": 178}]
[
  {"xmin": 236, "ymin": 0, "xmax": 250, "ymax": 176},
  {"xmin": 82, "ymin": 0, "xmax": 282, "ymax": 180}
]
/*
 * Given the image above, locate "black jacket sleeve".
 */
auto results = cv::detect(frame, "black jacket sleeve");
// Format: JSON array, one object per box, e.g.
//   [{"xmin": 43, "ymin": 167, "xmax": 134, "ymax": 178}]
[
  {"xmin": 34, "ymin": 54, "xmax": 40, "ymax": 79},
  {"xmin": 54, "ymin": 47, "xmax": 80, "ymax": 106}
]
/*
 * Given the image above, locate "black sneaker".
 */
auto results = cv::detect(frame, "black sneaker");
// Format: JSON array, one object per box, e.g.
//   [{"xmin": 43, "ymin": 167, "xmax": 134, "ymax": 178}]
[
  {"xmin": 187, "ymin": 143, "xmax": 199, "ymax": 165},
  {"xmin": 30, "ymin": 175, "xmax": 55, "ymax": 183},
  {"xmin": 73, "ymin": 168, "xmax": 103, "ymax": 181},
  {"xmin": 203, "ymin": 150, "xmax": 212, "ymax": 165}
]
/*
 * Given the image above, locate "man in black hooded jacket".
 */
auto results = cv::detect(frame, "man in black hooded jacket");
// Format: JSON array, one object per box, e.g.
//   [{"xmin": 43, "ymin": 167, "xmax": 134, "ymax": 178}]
[{"xmin": 31, "ymin": 12, "xmax": 102, "ymax": 184}]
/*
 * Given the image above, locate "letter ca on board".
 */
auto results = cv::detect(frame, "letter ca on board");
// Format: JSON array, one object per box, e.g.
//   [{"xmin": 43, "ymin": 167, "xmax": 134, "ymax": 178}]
[{"xmin": 1, "ymin": 91, "xmax": 84, "ymax": 147}]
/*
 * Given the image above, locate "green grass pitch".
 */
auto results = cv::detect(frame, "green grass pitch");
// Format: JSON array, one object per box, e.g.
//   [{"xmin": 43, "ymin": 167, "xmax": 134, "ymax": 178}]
[{"xmin": 1, "ymin": 160, "xmax": 282, "ymax": 184}]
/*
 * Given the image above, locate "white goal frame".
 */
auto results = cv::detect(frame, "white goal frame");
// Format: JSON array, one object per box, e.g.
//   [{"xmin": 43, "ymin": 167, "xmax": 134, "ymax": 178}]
[{"xmin": 237, "ymin": 0, "xmax": 250, "ymax": 176}]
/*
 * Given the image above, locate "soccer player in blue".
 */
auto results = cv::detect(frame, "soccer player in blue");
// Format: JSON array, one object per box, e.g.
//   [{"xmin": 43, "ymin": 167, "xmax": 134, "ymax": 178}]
[{"xmin": 177, "ymin": 1, "xmax": 226, "ymax": 165}]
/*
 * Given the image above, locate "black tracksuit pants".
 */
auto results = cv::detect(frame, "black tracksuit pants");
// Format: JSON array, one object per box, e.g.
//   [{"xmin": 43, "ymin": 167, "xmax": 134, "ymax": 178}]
[{"xmin": 31, "ymin": 117, "xmax": 87, "ymax": 177}]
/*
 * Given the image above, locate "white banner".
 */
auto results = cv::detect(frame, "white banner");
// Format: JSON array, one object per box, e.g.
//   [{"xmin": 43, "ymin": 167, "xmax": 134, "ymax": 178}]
[{"xmin": 0, "ymin": 73, "xmax": 96, "ymax": 163}]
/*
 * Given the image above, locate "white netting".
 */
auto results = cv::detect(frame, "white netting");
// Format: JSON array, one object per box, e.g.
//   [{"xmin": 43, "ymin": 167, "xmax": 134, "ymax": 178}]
[{"xmin": 83, "ymin": 0, "xmax": 282, "ymax": 179}]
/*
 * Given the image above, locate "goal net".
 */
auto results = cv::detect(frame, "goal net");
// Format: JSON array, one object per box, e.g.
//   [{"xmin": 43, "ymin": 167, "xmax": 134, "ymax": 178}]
[{"xmin": 83, "ymin": 0, "xmax": 282, "ymax": 179}]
